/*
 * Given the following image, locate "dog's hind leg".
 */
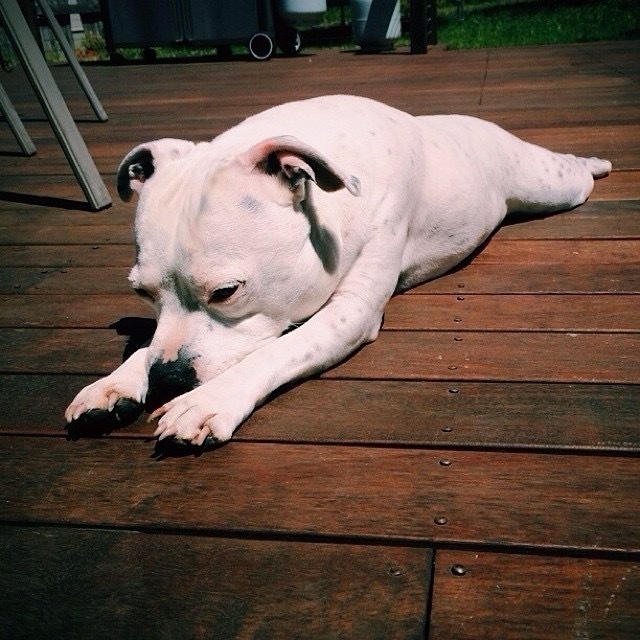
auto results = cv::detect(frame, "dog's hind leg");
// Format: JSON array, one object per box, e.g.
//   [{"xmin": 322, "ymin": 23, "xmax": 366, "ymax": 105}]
[{"xmin": 503, "ymin": 135, "xmax": 612, "ymax": 215}]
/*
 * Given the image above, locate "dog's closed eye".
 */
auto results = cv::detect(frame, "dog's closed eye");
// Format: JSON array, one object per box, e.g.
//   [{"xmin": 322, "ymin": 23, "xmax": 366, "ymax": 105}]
[{"xmin": 208, "ymin": 282, "xmax": 243, "ymax": 304}]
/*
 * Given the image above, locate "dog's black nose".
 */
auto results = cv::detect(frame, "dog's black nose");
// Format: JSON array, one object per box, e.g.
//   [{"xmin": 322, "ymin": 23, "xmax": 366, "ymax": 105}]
[{"xmin": 145, "ymin": 357, "xmax": 198, "ymax": 412}]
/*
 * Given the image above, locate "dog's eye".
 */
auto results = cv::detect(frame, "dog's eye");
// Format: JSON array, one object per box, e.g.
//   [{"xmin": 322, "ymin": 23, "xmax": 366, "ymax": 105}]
[{"xmin": 208, "ymin": 282, "xmax": 240, "ymax": 304}]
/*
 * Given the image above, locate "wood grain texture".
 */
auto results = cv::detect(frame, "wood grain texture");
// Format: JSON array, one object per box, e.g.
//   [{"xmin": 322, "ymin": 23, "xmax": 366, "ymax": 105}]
[
  {"xmin": 414, "ymin": 263, "xmax": 640, "ymax": 293},
  {"xmin": 383, "ymin": 294, "xmax": 639, "ymax": 332},
  {"xmin": 1, "ymin": 327, "xmax": 637, "ymax": 383},
  {"xmin": 0, "ymin": 294, "xmax": 151, "ymax": 328},
  {"xmin": 0, "ymin": 200, "xmax": 637, "ymax": 243},
  {"xmin": 2, "ymin": 293, "xmax": 637, "ymax": 332},
  {"xmin": 0, "ymin": 40, "xmax": 638, "ymax": 637},
  {"xmin": 3, "ymin": 258, "xmax": 639, "ymax": 295},
  {"xmin": 332, "ymin": 331, "xmax": 639, "ymax": 383},
  {"xmin": 0, "ymin": 438, "xmax": 637, "ymax": 553},
  {"xmin": 0, "ymin": 526, "xmax": 430, "ymax": 640},
  {"xmin": 496, "ymin": 200, "xmax": 640, "ymax": 240},
  {"xmin": 2, "ymin": 238, "xmax": 638, "ymax": 268},
  {"xmin": 2, "ymin": 375, "xmax": 638, "ymax": 454},
  {"xmin": 430, "ymin": 551, "xmax": 640, "ymax": 640}
]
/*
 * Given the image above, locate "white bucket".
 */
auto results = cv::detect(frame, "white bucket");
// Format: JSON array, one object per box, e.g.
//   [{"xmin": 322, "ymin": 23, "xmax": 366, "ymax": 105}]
[
  {"xmin": 351, "ymin": 0, "xmax": 401, "ymax": 49},
  {"xmin": 277, "ymin": 0, "xmax": 327, "ymax": 27}
]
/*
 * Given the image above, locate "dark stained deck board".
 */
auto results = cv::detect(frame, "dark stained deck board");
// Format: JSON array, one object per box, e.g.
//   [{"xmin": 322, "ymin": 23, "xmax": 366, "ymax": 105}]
[
  {"xmin": 415, "ymin": 263, "xmax": 640, "ymax": 294},
  {"xmin": 429, "ymin": 551, "xmax": 640, "ymax": 640},
  {"xmin": 1, "ymin": 200, "xmax": 640, "ymax": 244},
  {"xmin": 0, "ymin": 161, "xmax": 637, "ymax": 202},
  {"xmin": 2, "ymin": 238, "xmax": 640, "ymax": 268},
  {"xmin": 0, "ymin": 526, "xmax": 431, "ymax": 640},
  {"xmin": 1, "ymin": 437, "xmax": 638, "ymax": 554},
  {"xmin": 334, "ymin": 331, "xmax": 638, "ymax": 384},
  {"xmin": 2, "ymin": 293, "xmax": 638, "ymax": 332},
  {"xmin": 2, "ymin": 327, "xmax": 636, "ymax": 383},
  {"xmin": 1, "ymin": 43, "xmax": 639, "ymax": 177},
  {"xmin": 2, "ymin": 116, "xmax": 639, "ymax": 169},
  {"xmin": 0, "ymin": 293, "xmax": 150, "ymax": 327},
  {"xmin": 1, "ymin": 39, "xmax": 639, "ymax": 637},
  {"xmin": 470, "ymin": 239, "xmax": 640, "ymax": 265},
  {"xmin": 2, "ymin": 123, "xmax": 639, "ymax": 174},
  {"xmin": 497, "ymin": 200, "xmax": 640, "ymax": 239},
  {"xmin": 4, "ymin": 262, "xmax": 638, "ymax": 294},
  {"xmin": 0, "ymin": 219, "xmax": 640, "ymax": 258},
  {"xmin": 1, "ymin": 375, "xmax": 638, "ymax": 453},
  {"xmin": 383, "ymin": 294, "xmax": 640, "ymax": 332},
  {"xmin": 1, "ymin": 42, "xmax": 637, "ymax": 120},
  {"xmin": 2, "ymin": 239, "xmax": 639, "ymax": 280}
]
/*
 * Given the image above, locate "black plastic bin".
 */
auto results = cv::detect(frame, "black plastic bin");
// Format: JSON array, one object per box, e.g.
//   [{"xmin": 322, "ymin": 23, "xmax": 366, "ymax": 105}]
[{"xmin": 101, "ymin": 0, "xmax": 281, "ymax": 60}]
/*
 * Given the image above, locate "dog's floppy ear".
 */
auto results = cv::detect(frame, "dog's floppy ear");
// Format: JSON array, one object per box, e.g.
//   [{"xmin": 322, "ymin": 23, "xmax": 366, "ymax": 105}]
[
  {"xmin": 241, "ymin": 135, "xmax": 361, "ymax": 197},
  {"xmin": 117, "ymin": 138, "xmax": 196, "ymax": 202}
]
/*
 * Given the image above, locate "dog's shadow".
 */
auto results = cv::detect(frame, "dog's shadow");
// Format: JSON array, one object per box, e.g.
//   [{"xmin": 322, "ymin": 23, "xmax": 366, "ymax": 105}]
[
  {"xmin": 150, "ymin": 436, "xmax": 225, "ymax": 460},
  {"xmin": 435, "ymin": 205, "xmax": 579, "ymax": 278},
  {"xmin": 110, "ymin": 316, "xmax": 157, "ymax": 360}
]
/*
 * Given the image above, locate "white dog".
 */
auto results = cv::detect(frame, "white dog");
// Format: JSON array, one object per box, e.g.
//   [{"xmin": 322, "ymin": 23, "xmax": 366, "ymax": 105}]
[{"xmin": 65, "ymin": 95, "xmax": 611, "ymax": 445}]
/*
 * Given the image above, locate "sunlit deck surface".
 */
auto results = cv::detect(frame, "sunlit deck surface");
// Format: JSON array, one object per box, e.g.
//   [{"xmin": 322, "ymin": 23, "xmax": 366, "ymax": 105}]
[{"xmin": 1, "ymin": 40, "xmax": 638, "ymax": 638}]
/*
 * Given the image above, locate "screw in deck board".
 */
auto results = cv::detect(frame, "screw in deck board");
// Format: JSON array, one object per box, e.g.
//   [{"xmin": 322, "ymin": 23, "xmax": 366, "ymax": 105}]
[{"xmin": 387, "ymin": 565, "xmax": 406, "ymax": 577}]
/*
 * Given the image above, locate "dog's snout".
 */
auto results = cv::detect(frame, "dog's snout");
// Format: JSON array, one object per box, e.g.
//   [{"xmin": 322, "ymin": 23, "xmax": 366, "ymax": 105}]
[{"xmin": 145, "ymin": 357, "xmax": 198, "ymax": 412}]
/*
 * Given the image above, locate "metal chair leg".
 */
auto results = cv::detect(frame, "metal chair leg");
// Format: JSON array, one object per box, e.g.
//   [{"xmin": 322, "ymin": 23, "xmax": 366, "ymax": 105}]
[
  {"xmin": 33, "ymin": 0, "xmax": 108, "ymax": 122},
  {"xmin": 0, "ymin": 81, "xmax": 37, "ymax": 155},
  {"xmin": 0, "ymin": 0, "xmax": 111, "ymax": 210}
]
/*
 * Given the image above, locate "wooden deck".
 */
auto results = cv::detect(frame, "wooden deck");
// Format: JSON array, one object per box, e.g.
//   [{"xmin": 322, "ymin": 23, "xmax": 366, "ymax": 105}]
[{"xmin": 1, "ymin": 40, "xmax": 639, "ymax": 638}]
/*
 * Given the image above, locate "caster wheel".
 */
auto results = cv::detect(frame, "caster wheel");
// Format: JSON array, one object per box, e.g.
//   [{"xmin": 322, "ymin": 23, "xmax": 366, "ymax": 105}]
[
  {"xmin": 277, "ymin": 28, "xmax": 301, "ymax": 56},
  {"xmin": 248, "ymin": 32, "xmax": 274, "ymax": 61}
]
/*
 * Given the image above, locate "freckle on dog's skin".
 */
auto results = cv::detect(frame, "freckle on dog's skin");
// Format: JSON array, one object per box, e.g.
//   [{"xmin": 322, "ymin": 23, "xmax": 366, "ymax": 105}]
[{"xmin": 65, "ymin": 95, "xmax": 611, "ymax": 447}]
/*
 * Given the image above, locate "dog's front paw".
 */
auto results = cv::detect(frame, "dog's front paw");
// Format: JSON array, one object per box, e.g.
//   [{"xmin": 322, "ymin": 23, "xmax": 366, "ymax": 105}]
[
  {"xmin": 150, "ymin": 383, "xmax": 250, "ymax": 446},
  {"xmin": 65, "ymin": 374, "xmax": 147, "ymax": 427}
]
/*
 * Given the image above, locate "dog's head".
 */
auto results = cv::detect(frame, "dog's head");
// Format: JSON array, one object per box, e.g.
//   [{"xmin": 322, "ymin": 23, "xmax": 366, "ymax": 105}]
[{"xmin": 117, "ymin": 137, "xmax": 360, "ymax": 409}]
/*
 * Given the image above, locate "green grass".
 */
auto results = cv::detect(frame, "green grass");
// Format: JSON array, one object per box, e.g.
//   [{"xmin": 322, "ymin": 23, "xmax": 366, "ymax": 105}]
[{"xmin": 435, "ymin": 0, "xmax": 640, "ymax": 49}]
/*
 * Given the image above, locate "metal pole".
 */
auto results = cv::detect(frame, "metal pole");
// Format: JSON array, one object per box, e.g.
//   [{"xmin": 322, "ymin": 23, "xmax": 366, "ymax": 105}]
[{"xmin": 0, "ymin": 0, "xmax": 111, "ymax": 210}]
